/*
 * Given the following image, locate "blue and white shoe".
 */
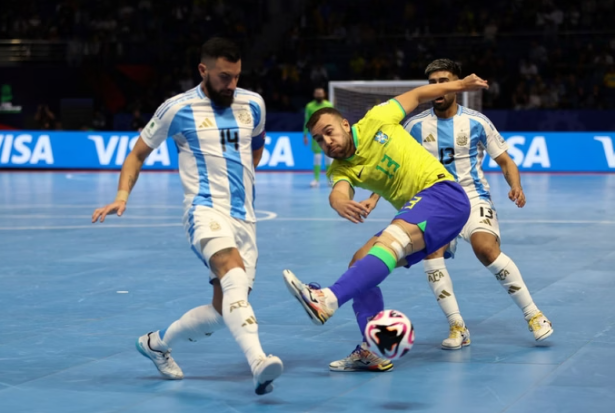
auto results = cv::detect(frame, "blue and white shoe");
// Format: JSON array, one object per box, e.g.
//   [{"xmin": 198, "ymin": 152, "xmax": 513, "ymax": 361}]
[
  {"xmin": 253, "ymin": 355, "xmax": 283, "ymax": 395},
  {"xmin": 136, "ymin": 332, "xmax": 184, "ymax": 380}
]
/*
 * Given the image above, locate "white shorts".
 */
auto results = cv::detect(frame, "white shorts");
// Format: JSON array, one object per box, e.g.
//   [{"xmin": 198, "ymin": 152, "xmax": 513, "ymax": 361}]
[
  {"xmin": 183, "ymin": 206, "xmax": 257, "ymax": 288},
  {"xmin": 447, "ymin": 198, "xmax": 501, "ymax": 258}
]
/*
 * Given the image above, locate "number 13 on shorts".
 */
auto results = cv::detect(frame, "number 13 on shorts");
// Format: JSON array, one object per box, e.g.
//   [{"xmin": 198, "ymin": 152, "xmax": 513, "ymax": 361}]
[{"xmin": 397, "ymin": 196, "xmax": 422, "ymax": 214}]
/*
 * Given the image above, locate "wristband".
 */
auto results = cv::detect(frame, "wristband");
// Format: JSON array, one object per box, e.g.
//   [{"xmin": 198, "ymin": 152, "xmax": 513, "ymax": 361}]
[{"xmin": 115, "ymin": 190, "xmax": 129, "ymax": 203}]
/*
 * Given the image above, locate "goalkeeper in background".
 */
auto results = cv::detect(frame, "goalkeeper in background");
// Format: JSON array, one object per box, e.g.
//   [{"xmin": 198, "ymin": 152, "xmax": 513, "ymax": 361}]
[{"xmin": 304, "ymin": 87, "xmax": 334, "ymax": 187}]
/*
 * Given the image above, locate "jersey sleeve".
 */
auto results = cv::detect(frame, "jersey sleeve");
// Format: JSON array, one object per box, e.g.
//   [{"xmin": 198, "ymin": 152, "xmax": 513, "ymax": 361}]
[
  {"xmin": 362, "ymin": 99, "xmax": 406, "ymax": 127},
  {"xmin": 248, "ymin": 94, "xmax": 266, "ymax": 138},
  {"xmin": 141, "ymin": 100, "xmax": 183, "ymax": 149},
  {"xmin": 327, "ymin": 162, "xmax": 354, "ymax": 188},
  {"xmin": 480, "ymin": 118, "xmax": 508, "ymax": 159},
  {"xmin": 403, "ymin": 118, "xmax": 423, "ymax": 144}
]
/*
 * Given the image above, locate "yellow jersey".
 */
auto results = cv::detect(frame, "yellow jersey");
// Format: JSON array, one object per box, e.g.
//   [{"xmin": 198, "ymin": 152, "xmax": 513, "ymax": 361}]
[{"xmin": 327, "ymin": 99, "xmax": 454, "ymax": 210}]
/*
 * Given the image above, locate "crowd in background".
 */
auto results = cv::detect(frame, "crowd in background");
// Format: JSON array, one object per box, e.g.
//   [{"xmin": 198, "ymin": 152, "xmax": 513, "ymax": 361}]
[{"xmin": 1, "ymin": 0, "xmax": 614, "ymax": 130}]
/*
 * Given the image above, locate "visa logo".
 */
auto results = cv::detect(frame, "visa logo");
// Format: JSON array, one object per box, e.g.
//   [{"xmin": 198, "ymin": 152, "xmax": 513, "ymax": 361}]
[
  {"xmin": 258, "ymin": 135, "xmax": 294, "ymax": 167},
  {"xmin": 0, "ymin": 134, "xmax": 54, "ymax": 165},
  {"xmin": 88, "ymin": 135, "xmax": 170, "ymax": 166},
  {"xmin": 486, "ymin": 136, "xmax": 550, "ymax": 168}
]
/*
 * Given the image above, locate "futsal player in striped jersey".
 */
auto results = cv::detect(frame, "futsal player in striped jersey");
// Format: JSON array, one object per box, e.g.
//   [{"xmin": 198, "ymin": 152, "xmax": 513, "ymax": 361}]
[
  {"xmin": 402, "ymin": 59, "xmax": 552, "ymax": 347},
  {"xmin": 92, "ymin": 37, "xmax": 283, "ymax": 395}
]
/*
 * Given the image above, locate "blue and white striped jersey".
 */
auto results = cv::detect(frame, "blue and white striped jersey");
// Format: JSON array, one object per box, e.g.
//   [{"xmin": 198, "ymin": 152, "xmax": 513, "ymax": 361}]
[
  {"xmin": 141, "ymin": 85, "xmax": 266, "ymax": 222},
  {"xmin": 403, "ymin": 105, "xmax": 508, "ymax": 201}
]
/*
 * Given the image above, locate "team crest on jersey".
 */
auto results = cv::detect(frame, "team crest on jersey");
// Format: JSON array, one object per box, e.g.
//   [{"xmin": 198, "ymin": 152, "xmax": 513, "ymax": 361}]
[
  {"xmin": 457, "ymin": 133, "xmax": 469, "ymax": 146},
  {"xmin": 210, "ymin": 221, "xmax": 221, "ymax": 231},
  {"xmin": 374, "ymin": 131, "xmax": 389, "ymax": 144},
  {"xmin": 237, "ymin": 110, "xmax": 253, "ymax": 125}
]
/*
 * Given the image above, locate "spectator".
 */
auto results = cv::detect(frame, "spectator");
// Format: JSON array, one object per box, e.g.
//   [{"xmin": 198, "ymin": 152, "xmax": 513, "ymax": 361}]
[
  {"xmin": 130, "ymin": 108, "xmax": 146, "ymax": 132},
  {"xmin": 35, "ymin": 104, "xmax": 56, "ymax": 130}
]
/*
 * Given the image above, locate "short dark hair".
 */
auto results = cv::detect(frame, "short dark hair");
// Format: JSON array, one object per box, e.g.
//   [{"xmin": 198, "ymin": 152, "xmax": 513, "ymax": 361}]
[
  {"xmin": 425, "ymin": 59, "xmax": 462, "ymax": 78},
  {"xmin": 201, "ymin": 37, "xmax": 241, "ymax": 63},
  {"xmin": 306, "ymin": 107, "xmax": 343, "ymax": 132}
]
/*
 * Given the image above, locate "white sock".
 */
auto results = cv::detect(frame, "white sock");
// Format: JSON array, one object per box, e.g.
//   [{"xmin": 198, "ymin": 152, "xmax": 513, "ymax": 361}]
[
  {"xmin": 321, "ymin": 288, "xmax": 339, "ymax": 311},
  {"xmin": 220, "ymin": 267, "xmax": 266, "ymax": 373},
  {"xmin": 158, "ymin": 304, "xmax": 225, "ymax": 347},
  {"xmin": 487, "ymin": 252, "xmax": 539, "ymax": 320},
  {"xmin": 424, "ymin": 258, "xmax": 464, "ymax": 326},
  {"xmin": 313, "ymin": 153, "xmax": 322, "ymax": 168}
]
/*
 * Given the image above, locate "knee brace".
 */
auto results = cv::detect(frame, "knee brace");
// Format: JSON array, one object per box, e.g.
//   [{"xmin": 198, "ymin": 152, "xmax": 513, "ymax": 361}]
[{"xmin": 374, "ymin": 224, "xmax": 415, "ymax": 262}]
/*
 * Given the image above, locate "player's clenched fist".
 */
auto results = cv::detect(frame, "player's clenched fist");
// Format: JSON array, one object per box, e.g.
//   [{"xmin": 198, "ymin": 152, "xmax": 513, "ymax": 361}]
[{"xmin": 461, "ymin": 74, "xmax": 489, "ymax": 91}]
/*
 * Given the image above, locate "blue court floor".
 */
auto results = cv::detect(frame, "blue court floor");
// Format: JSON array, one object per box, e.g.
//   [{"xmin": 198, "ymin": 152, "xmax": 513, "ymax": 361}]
[{"xmin": 1, "ymin": 171, "xmax": 614, "ymax": 413}]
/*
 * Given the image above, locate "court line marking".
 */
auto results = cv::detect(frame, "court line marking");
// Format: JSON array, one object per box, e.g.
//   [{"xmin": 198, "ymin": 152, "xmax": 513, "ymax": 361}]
[
  {"xmin": 0, "ymin": 217, "xmax": 612, "ymax": 230},
  {"xmin": 0, "ymin": 205, "xmax": 185, "ymax": 209},
  {"xmin": 0, "ymin": 210, "xmax": 278, "ymax": 230},
  {"xmin": 0, "ymin": 215, "xmax": 181, "ymax": 219},
  {"xmin": 268, "ymin": 218, "xmax": 615, "ymax": 224}
]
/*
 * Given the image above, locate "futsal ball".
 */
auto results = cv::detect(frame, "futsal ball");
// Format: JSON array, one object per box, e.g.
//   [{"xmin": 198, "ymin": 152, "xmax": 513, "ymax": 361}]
[{"xmin": 365, "ymin": 309, "xmax": 415, "ymax": 360}]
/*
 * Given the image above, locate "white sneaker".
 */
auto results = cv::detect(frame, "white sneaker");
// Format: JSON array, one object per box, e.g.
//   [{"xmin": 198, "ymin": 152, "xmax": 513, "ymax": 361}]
[
  {"xmin": 329, "ymin": 342, "xmax": 394, "ymax": 372},
  {"xmin": 528, "ymin": 311, "xmax": 553, "ymax": 341},
  {"xmin": 310, "ymin": 179, "xmax": 320, "ymax": 187},
  {"xmin": 282, "ymin": 269, "xmax": 335, "ymax": 325},
  {"xmin": 441, "ymin": 322, "xmax": 471, "ymax": 350},
  {"xmin": 136, "ymin": 332, "xmax": 184, "ymax": 380},
  {"xmin": 253, "ymin": 355, "xmax": 284, "ymax": 395}
]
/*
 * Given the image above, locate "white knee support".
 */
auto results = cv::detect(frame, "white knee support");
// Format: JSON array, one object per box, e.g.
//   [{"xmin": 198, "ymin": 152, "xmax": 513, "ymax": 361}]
[
  {"xmin": 378, "ymin": 224, "xmax": 414, "ymax": 261},
  {"xmin": 200, "ymin": 237, "xmax": 237, "ymax": 266}
]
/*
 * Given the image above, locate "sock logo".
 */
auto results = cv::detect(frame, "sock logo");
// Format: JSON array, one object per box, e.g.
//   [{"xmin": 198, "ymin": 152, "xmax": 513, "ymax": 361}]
[
  {"xmin": 495, "ymin": 269, "xmax": 509, "ymax": 281},
  {"xmin": 508, "ymin": 285, "xmax": 521, "ymax": 294},
  {"xmin": 242, "ymin": 316, "xmax": 258, "ymax": 327},
  {"xmin": 427, "ymin": 270, "xmax": 445, "ymax": 283},
  {"xmin": 229, "ymin": 300, "xmax": 250, "ymax": 312},
  {"xmin": 437, "ymin": 290, "xmax": 452, "ymax": 301}
]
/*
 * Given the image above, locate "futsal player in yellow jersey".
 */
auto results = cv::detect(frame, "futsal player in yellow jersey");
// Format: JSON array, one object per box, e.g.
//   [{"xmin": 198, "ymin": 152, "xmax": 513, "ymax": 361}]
[{"xmin": 282, "ymin": 74, "xmax": 489, "ymax": 360}]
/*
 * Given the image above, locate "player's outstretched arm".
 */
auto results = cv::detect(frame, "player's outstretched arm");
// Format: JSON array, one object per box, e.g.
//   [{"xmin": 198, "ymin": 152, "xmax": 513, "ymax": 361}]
[
  {"xmin": 394, "ymin": 74, "xmax": 489, "ymax": 115},
  {"xmin": 329, "ymin": 180, "xmax": 369, "ymax": 224},
  {"xmin": 494, "ymin": 151, "xmax": 526, "ymax": 208},
  {"xmin": 92, "ymin": 137, "xmax": 153, "ymax": 223}
]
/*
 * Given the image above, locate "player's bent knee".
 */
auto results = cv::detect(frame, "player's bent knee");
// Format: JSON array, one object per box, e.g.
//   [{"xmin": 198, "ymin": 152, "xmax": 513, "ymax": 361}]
[
  {"xmin": 200, "ymin": 237, "xmax": 244, "ymax": 277},
  {"xmin": 426, "ymin": 245, "xmax": 447, "ymax": 260},
  {"xmin": 374, "ymin": 223, "xmax": 415, "ymax": 262},
  {"xmin": 472, "ymin": 242, "xmax": 501, "ymax": 266}
]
